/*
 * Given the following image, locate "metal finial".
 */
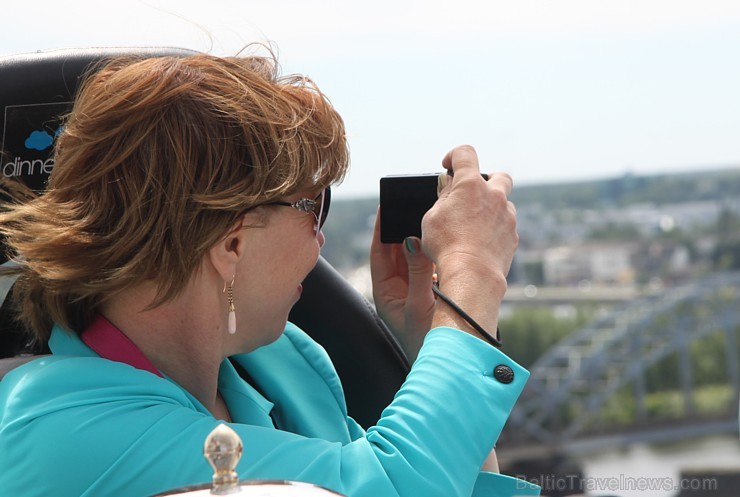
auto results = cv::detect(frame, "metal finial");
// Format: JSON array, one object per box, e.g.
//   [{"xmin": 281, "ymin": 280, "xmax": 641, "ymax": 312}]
[{"xmin": 204, "ymin": 424, "xmax": 243, "ymax": 495}]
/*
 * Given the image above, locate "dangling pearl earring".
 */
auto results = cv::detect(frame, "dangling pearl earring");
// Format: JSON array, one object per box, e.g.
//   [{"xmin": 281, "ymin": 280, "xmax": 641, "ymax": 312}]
[{"xmin": 224, "ymin": 275, "xmax": 236, "ymax": 335}]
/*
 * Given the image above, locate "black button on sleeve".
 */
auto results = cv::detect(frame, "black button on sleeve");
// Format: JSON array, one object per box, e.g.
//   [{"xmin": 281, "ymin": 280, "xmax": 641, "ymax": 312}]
[{"xmin": 493, "ymin": 364, "xmax": 514, "ymax": 384}]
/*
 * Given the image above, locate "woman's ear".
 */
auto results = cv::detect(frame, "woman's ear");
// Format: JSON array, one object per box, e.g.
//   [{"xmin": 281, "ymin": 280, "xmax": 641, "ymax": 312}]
[{"xmin": 208, "ymin": 216, "xmax": 250, "ymax": 282}]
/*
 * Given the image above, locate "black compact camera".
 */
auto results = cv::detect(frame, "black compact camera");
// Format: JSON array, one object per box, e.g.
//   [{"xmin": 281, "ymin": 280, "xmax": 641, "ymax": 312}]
[
  {"xmin": 379, "ymin": 172, "xmax": 488, "ymax": 243},
  {"xmin": 379, "ymin": 174, "xmax": 440, "ymax": 243}
]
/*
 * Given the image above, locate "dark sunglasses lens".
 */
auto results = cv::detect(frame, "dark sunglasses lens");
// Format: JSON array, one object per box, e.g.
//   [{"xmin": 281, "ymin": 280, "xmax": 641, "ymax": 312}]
[{"xmin": 318, "ymin": 188, "xmax": 331, "ymax": 230}]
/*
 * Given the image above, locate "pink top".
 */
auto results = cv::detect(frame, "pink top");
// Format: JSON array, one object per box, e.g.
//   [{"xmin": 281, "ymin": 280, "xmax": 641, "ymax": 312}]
[{"xmin": 80, "ymin": 314, "xmax": 163, "ymax": 378}]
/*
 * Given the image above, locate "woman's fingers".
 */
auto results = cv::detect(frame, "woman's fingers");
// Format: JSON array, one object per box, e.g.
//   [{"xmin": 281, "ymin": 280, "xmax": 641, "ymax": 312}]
[
  {"xmin": 485, "ymin": 171, "xmax": 513, "ymax": 197},
  {"xmin": 441, "ymin": 145, "xmax": 482, "ymax": 181}
]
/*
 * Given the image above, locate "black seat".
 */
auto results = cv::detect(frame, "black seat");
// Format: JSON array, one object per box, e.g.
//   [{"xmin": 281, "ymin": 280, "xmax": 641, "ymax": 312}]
[{"xmin": 0, "ymin": 48, "xmax": 409, "ymax": 428}]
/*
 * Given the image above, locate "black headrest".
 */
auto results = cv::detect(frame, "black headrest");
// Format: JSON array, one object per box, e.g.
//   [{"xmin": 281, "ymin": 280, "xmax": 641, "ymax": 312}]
[{"xmin": 0, "ymin": 47, "xmax": 198, "ymax": 193}]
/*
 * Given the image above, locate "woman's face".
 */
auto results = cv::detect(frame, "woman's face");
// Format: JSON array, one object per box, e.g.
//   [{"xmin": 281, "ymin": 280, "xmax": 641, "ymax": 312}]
[{"xmin": 228, "ymin": 189, "xmax": 326, "ymax": 352}]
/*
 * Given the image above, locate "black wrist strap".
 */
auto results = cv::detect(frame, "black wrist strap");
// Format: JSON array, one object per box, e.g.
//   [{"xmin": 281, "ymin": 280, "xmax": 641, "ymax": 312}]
[{"xmin": 432, "ymin": 283, "xmax": 503, "ymax": 348}]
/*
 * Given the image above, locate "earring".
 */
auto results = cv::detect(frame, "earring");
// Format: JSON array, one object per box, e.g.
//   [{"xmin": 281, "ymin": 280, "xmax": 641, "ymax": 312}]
[{"xmin": 224, "ymin": 275, "xmax": 236, "ymax": 335}]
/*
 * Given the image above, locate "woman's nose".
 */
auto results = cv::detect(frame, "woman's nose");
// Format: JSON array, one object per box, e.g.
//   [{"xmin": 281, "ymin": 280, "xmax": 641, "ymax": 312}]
[{"xmin": 317, "ymin": 230, "xmax": 326, "ymax": 248}]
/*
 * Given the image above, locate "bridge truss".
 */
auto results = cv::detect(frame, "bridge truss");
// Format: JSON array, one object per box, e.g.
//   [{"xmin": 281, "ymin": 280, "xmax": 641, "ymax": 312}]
[{"xmin": 505, "ymin": 272, "xmax": 740, "ymax": 450}]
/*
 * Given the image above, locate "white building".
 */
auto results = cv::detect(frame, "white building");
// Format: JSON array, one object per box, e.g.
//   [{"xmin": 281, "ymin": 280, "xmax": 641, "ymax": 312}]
[{"xmin": 543, "ymin": 243, "xmax": 636, "ymax": 285}]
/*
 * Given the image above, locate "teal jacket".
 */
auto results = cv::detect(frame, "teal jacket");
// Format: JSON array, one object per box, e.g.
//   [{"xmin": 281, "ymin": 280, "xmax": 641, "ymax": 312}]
[{"xmin": 0, "ymin": 323, "xmax": 540, "ymax": 497}]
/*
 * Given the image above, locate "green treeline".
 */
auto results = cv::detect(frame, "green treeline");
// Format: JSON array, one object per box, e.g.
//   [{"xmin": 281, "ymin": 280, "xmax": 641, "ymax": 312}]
[{"xmin": 509, "ymin": 168, "xmax": 740, "ymax": 209}]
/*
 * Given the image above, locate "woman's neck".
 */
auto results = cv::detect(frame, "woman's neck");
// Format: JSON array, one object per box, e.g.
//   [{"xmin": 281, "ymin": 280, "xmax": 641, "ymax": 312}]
[{"xmin": 99, "ymin": 280, "xmax": 228, "ymax": 418}]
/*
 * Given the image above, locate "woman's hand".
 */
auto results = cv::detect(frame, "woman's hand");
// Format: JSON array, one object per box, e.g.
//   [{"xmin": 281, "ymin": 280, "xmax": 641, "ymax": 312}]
[
  {"xmin": 422, "ymin": 145, "xmax": 518, "ymax": 338},
  {"xmin": 371, "ymin": 144, "xmax": 518, "ymax": 355},
  {"xmin": 481, "ymin": 448, "xmax": 500, "ymax": 473},
  {"xmin": 370, "ymin": 212, "xmax": 435, "ymax": 363},
  {"xmin": 422, "ymin": 145, "xmax": 517, "ymax": 277}
]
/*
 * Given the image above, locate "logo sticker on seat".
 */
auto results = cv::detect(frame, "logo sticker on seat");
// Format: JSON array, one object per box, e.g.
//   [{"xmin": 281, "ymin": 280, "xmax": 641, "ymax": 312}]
[{"xmin": 1, "ymin": 102, "xmax": 71, "ymax": 191}]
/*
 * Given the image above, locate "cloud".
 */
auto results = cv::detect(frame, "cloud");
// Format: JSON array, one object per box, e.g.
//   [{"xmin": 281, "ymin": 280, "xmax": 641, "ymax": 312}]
[{"xmin": 24, "ymin": 130, "xmax": 54, "ymax": 151}]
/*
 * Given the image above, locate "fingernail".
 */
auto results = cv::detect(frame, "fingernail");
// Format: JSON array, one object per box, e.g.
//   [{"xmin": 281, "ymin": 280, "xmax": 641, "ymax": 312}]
[{"xmin": 404, "ymin": 237, "xmax": 419, "ymax": 254}]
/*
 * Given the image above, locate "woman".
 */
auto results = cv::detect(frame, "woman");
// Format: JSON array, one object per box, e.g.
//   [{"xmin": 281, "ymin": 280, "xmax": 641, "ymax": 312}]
[{"xmin": 0, "ymin": 53, "xmax": 539, "ymax": 497}]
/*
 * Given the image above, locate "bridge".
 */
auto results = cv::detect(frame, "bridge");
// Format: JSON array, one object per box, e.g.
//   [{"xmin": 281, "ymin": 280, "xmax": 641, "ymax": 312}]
[
  {"xmin": 499, "ymin": 272, "xmax": 740, "ymax": 462},
  {"xmin": 504, "ymin": 283, "xmax": 639, "ymax": 305}
]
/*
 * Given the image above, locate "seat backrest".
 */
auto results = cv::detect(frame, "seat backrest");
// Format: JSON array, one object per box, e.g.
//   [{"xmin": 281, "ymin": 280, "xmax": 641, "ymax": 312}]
[
  {"xmin": 0, "ymin": 355, "xmax": 44, "ymax": 380},
  {"xmin": 0, "ymin": 48, "xmax": 409, "ymax": 428}
]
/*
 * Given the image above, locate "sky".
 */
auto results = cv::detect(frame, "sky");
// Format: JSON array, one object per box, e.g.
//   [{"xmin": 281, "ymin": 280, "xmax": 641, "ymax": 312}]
[{"xmin": 3, "ymin": 0, "xmax": 740, "ymax": 198}]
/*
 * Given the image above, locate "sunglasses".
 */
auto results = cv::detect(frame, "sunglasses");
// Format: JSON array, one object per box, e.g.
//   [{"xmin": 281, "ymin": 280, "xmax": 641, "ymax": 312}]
[{"xmin": 261, "ymin": 187, "xmax": 331, "ymax": 237}]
